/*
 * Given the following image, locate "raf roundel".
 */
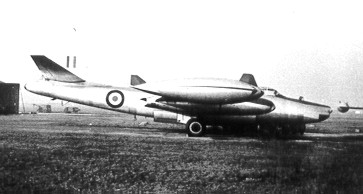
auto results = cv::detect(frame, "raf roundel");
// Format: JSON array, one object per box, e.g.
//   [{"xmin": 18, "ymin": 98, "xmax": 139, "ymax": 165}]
[{"xmin": 106, "ymin": 90, "xmax": 124, "ymax": 108}]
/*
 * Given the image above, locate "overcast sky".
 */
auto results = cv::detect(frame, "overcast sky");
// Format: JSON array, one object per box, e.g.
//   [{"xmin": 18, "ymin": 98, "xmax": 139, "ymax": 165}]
[{"xmin": 1, "ymin": 0, "xmax": 363, "ymax": 108}]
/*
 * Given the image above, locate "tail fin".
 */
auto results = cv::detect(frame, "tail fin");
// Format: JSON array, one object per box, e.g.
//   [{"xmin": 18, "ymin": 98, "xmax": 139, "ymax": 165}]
[
  {"xmin": 131, "ymin": 75, "xmax": 146, "ymax": 86},
  {"xmin": 240, "ymin": 74, "xmax": 257, "ymax": 86},
  {"xmin": 30, "ymin": 55, "xmax": 85, "ymax": 83}
]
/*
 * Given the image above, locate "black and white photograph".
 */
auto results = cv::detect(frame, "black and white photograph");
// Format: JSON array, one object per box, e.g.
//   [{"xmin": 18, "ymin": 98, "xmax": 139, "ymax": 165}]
[{"xmin": 1, "ymin": 0, "xmax": 363, "ymax": 193}]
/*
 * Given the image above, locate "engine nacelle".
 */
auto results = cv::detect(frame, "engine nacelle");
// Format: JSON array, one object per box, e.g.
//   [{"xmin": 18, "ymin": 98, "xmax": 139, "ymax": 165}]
[{"xmin": 133, "ymin": 78, "xmax": 263, "ymax": 104}]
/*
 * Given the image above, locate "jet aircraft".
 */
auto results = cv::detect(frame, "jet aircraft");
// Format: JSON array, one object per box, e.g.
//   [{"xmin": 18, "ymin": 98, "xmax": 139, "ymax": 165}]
[
  {"xmin": 337, "ymin": 101, "xmax": 363, "ymax": 113},
  {"xmin": 25, "ymin": 55, "xmax": 332, "ymax": 137}
]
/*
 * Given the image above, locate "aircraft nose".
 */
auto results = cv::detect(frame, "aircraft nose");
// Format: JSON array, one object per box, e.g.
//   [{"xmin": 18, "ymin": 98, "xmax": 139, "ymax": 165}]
[
  {"xmin": 318, "ymin": 107, "xmax": 332, "ymax": 122},
  {"xmin": 319, "ymin": 114, "xmax": 330, "ymax": 121},
  {"xmin": 328, "ymin": 108, "xmax": 333, "ymax": 114}
]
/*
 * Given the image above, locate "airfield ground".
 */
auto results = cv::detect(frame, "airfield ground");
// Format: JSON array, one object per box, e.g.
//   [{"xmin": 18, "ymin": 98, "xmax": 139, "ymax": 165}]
[{"xmin": 1, "ymin": 113, "xmax": 363, "ymax": 193}]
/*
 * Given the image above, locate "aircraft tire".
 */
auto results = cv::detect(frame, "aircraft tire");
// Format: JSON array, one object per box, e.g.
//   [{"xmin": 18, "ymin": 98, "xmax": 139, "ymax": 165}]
[{"xmin": 186, "ymin": 119, "xmax": 206, "ymax": 137}]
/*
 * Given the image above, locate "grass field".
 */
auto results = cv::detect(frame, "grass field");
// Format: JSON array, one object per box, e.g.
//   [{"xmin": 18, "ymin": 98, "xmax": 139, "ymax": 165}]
[{"xmin": 1, "ymin": 113, "xmax": 363, "ymax": 193}]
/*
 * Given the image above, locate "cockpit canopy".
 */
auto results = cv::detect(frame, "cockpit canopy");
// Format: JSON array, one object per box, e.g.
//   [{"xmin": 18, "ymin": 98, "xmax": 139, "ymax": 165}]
[
  {"xmin": 261, "ymin": 87, "xmax": 306, "ymax": 101},
  {"xmin": 261, "ymin": 87, "xmax": 285, "ymax": 97}
]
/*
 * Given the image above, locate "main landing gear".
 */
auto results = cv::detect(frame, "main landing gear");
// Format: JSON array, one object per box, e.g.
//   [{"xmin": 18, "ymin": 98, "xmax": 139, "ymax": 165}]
[
  {"xmin": 186, "ymin": 119, "xmax": 206, "ymax": 137},
  {"xmin": 185, "ymin": 118, "xmax": 306, "ymax": 138}
]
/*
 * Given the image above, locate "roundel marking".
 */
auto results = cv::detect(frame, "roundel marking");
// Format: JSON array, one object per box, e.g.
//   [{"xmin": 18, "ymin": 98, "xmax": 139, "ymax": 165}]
[{"xmin": 106, "ymin": 90, "xmax": 124, "ymax": 108}]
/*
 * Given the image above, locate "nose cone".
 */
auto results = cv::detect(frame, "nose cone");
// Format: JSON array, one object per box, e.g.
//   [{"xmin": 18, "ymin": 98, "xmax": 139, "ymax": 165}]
[{"xmin": 318, "ymin": 107, "xmax": 332, "ymax": 122}]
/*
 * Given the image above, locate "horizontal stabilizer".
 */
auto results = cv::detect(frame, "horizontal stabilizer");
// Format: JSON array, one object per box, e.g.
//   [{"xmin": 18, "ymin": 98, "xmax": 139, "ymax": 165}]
[
  {"xmin": 30, "ymin": 55, "xmax": 85, "ymax": 83},
  {"xmin": 131, "ymin": 75, "xmax": 146, "ymax": 86},
  {"xmin": 240, "ymin": 74, "xmax": 257, "ymax": 87}
]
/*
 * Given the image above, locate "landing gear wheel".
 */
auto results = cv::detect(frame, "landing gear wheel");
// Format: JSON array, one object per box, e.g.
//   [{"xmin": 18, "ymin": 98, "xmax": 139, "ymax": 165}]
[{"xmin": 186, "ymin": 119, "xmax": 206, "ymax": 137}]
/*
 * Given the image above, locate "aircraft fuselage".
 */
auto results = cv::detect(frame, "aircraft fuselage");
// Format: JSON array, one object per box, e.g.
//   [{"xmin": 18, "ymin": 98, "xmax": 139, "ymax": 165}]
[
  {"xmin": 25, "ymin": 55, "xmax": 332, "ymax": 137},
  {"xmin": 25, "ymin": 80, "xmax": 331, "ymax": 127}
]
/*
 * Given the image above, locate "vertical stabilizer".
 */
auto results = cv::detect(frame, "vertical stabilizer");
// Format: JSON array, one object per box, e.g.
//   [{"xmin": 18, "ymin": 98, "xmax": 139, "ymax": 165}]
[{"xmin": 31, "ymin": 55, "xmax": 85, "ymax": 83}]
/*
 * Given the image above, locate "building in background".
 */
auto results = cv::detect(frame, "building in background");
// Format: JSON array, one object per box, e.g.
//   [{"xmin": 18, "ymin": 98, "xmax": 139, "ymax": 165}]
[{"xmin": 0, "ymin": 82, "xmax": 19, "ymax": 114}]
